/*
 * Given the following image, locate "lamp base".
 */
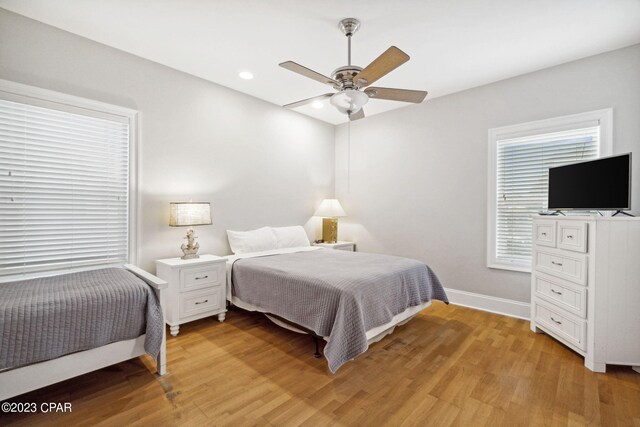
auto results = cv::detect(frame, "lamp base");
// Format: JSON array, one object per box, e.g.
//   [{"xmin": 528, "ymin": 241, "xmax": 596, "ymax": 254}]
[
  {"xmin": 322, "ymin": 217, "xmax": 338, "ymax": 244},
  {"xmin": 180, "ymin": 227, "xmax": 200, "ymax": 259}
]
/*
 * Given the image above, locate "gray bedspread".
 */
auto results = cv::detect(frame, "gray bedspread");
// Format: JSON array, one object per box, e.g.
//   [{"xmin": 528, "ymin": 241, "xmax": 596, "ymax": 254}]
[
  {"xmin": 0, "ymin": 268, "xmax": 164, "ymax": 371},
  {"xmin": 231, "ymin": 249, "xmax": 448, "ymax": 372}
]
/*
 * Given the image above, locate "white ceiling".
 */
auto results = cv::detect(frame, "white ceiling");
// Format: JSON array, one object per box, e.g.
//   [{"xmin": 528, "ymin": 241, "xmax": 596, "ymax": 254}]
[{"xmin": 2, "ymin": 0, "xmax": 639, "ymax": 124}]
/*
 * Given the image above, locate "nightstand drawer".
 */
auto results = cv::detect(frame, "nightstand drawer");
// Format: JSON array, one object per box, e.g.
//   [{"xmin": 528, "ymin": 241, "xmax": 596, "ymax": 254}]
[
  {"xmin": 533, "ymin": 272, "xmax": 587, "ymax": 318},
  {"xmin": 179, "ymin": 286, "xmax": 224, "ymax": 318},
  {"xmin": 333, "ymin": 244, "xmax": 354, "ymax": 251},
  {"xmin": 313, "ymin": 241, "xmax": 355, "ymax": 251},
  {"xmin": 534, "ymin": 248, "xmax": 587, "ymax": 285},
  {"xmin": 180, "ymin": 264, "xmax": 223, "ymax": 292},
  {"xmin": 534, "ymin": 299, "xmax": 586, "ymax": 351}
]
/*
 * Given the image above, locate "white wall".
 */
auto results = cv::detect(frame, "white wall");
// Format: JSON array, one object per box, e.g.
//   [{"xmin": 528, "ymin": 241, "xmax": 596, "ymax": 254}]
[
  {"xmin": 335, "ymin": 44, "xmax": 640, "ymax": 303},
  {"xmin": 0, "ymin": 9, "xmax": 335, "ymax": 273},
  {"xmin": 2, "ymin": 8, "xmax": 638, "ymax": 304}
]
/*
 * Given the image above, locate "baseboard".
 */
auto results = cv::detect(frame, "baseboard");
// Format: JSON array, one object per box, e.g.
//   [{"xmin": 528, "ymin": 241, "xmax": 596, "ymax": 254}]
[{"xmin": 444, "ymin": 287, "xmax": 530, "ymax": 320}]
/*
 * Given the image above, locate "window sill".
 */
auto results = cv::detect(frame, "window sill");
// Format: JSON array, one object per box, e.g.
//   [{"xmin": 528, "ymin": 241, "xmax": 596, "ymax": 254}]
[{"xmin": 487, "ymin": 263, "xmax": 531, "ymax": 274}]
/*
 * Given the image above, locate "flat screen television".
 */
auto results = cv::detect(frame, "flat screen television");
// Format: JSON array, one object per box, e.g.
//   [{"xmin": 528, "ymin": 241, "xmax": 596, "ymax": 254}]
[{"xmin": 548, "ymin": 153, "xmax": 631, "ymax": 211}]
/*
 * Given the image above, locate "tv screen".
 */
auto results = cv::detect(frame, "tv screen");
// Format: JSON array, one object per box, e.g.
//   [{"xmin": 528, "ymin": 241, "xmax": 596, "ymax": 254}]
[{"xmin": 548, "ymin": 153, "xmax": 631, "ymax": 210}]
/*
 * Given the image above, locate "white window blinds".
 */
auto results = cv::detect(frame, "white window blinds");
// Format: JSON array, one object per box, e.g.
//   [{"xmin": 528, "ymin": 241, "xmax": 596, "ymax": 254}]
[
  {"xmin": 0, "ymin": 98, "xmax": 130, "ymax": 279},
  {"xmin": 495, "ymin": 126, "xmax": 599, "ymax": 266}
]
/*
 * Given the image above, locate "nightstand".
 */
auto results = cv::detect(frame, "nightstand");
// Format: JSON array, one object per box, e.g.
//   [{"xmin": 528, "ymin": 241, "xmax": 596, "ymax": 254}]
[
  {"xmin": 156, "ymin": 254, "xmax": 227, "ymax": 336},
  {"xmin": 313, "ymin": 241, "xmax": 356, "ymax": 251}
]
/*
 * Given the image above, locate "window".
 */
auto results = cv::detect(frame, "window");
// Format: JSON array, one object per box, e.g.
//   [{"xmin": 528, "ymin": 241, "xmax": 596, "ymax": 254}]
[
  {"xmin": 487, "ymin": 109, "xmax": 612, "ymax": 272},
  {"xmin": 0, "ymin": 80, "xmax": 138, "ymax": 280}
]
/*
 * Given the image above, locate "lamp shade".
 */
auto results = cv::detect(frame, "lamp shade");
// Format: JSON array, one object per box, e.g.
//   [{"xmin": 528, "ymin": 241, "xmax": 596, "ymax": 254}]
[
  {"xmin": 314, "ymin": 199, "xmax": 347, "ymax": 217},
  {"xmin": 169, "ymin": 202, "xmax": 212, "ymax": 226}
]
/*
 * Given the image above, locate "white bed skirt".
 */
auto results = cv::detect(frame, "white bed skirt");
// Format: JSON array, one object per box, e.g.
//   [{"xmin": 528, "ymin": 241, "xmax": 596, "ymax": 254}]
[{"xmin": 231, "ymin": 296, "xmax": 431, "ymax": 345}]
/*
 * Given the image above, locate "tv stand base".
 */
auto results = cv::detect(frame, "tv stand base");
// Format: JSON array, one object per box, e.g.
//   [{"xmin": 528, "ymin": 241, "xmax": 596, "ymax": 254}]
[
  {"xmin": 612, "ymin": 210, "xmax": 635, "ymax": 217},
  {"xmin": 540, "ymin": 210, "xmax": 566, "ymax": 216}
]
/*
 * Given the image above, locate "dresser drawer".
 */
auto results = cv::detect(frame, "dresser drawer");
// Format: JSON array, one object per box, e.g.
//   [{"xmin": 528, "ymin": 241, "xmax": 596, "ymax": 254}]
[
  {"xmin": 533, "ymin": 273, "xmax": 587, "ymax": 318},
  {"xmin": 533, "ymin": 221, "xmax": 556, "ymax": 247},
  {"xmin": 180, "ymin": 264, "xmax": 223, "ymax": 292},
  {"xmin": 534, "ymin": 248, "xmax": 587, "ymax": 285},
  {"xmin": 534, "ymin": 299, "xmax": 586, "ymax": 351},
  {"xmin": 557, "ymin": 221, "xmax": 587, "ymax": 253},
  {"xmin": 179, "ymin": 286, "xmax": 224, "ymax": 318}
]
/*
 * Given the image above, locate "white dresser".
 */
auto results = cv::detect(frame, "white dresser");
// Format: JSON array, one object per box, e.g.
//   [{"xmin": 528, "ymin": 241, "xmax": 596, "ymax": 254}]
[
  {"xmin": 156, "ymin": 255, "xmax": 227, "ymax": 336},
  {"xmin": 530, "ymin": 216, "xmax": 640, "ymax": 372}
]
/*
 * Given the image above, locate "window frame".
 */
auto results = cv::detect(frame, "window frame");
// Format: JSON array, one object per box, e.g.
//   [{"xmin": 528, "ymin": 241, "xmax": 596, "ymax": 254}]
[
  {"xmin": 487, "ymin": 109, "xmax": 612, "ymax": 272},
  {"xmin": 0, "ymin": 78, "xmax": 139, "ymax": 281}
]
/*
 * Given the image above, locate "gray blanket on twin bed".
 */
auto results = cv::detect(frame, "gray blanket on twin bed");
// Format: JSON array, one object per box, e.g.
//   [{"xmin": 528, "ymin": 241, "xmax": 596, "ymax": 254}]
[
  {"xmin": 0, "ymin": 268, "xmax": 164, "ymax": 371},
  {"xmin": 231, "ymin": 249, "xmax": 448, "ymax": 373}
]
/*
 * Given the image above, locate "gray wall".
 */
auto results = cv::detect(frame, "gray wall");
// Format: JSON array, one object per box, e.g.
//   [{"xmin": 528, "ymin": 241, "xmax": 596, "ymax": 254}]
[
  {"xmin": 0, "ymin": 9, "xmax": 335, "ymax": 273},
  {"xmin": 335, "ymin": 44, "xmax": 640, "ymax": 303}
]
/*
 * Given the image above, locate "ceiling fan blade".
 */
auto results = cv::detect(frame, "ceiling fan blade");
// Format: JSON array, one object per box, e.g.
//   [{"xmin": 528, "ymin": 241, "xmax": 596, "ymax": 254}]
[
  {"xmin": 349, "ymin": 109, "xmax": 365, "ymax": 121},
  {"xmin": 352, "ymin": 46, "xmax": 410, "ymax": 88},
  {"xmin": 279, "ymin": 61, "xmax": 338, "ymax": 87},
  {"xmin": 283, "ymin": 93, "xmax": 333, "ymax": 109},
  {"xmin": 365, "ymin": 87, "xmax": 428, "ymax": 103}
]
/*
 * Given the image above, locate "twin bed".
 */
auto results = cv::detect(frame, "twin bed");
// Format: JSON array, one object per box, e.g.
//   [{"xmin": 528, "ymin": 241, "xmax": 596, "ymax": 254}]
[
  {"xmin": 0, "ymin": 265, "xmax": 167, "ymax": 401},
  {"xmin": 0, "ymin": 225, "xmax": 447, "ymax": 399}
]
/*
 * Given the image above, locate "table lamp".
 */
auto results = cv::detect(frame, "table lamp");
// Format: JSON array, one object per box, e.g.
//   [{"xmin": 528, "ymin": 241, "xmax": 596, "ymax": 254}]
[
  {"xmin": 169, "ymin": 202, "xmax": 212, "ymax": 259},
  {"xmin": 314, "ymin": 199, "xmax": 347, "ymax": 244}
]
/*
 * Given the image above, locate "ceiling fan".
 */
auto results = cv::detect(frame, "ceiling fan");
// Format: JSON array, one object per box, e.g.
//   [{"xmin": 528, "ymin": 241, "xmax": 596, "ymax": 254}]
[{"xmin": 279, "ymin": 18, "xmax": 427, "ymax": 121}]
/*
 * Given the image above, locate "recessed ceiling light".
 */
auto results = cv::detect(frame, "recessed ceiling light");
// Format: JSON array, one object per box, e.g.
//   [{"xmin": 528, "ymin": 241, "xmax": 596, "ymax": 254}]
[
  {"xmin": 239, "ymin": 71, "xmax": 254, "ymax": 80},
  {"xmin": 311, "ymin": 100, "xmax": 324, "ymax": 109}
]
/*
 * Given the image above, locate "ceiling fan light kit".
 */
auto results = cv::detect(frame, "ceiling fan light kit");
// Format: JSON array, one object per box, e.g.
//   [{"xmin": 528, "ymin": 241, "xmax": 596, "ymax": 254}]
[
  {"xmin": 280, "ymin": 18, "xmax": 428, "ymax": 121},
  {"xmin": 330, "ymin": 89, "xmax": 369, "ymax": 114}
]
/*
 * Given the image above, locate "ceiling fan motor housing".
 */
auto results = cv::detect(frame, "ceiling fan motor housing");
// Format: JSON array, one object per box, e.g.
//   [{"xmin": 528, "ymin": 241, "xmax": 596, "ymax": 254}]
[{"xmin": 331, "ymin": 66, "xmax": 363, "ymax": 90}]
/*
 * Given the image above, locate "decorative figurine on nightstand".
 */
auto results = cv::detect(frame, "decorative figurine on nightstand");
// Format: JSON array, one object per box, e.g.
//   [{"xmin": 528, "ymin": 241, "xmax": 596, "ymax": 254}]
[
  {"xmin": 181, "ymin": 228, "xmax": 200, "ymax": 259},
  {"xmin": 169, "ymin": 201, "xmax": 212, "ymax": 259}
]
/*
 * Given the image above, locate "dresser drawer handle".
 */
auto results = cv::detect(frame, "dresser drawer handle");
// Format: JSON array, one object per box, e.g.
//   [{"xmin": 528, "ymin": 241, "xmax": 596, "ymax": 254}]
[
  {"xmin": 567, "ymin": 235, "xmax": 574, "ymax": 239},
  {"xmin": 195, "ymin": 275, "xmax": 209, "ymax": 280},
  {"xmin": 551, "ymin": 289, "xmax": 563, "ymax": 295},
  {"xmin": 550, "ymin": 317, "xmax": 562, "ymax": 325},
  {"xmin": 194, "ymin": 299, "xmax": 209, "ymax": 305},
  {"xmin": 541, "ymin": 232, "xmax": 547, "ymax": 236},
  {"xmin": 551, "ymin": 261, "xmax": 563, "ymax": 266}
]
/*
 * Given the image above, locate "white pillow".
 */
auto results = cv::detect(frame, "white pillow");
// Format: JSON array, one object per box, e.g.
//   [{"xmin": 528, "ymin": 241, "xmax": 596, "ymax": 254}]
[
  {"xmin": 272, "ymin": 225, "xmax": 310, "ymax": 249},
  {"xmin": 226, "ymin": 227, "xmax": 278, "ymax": 254}
]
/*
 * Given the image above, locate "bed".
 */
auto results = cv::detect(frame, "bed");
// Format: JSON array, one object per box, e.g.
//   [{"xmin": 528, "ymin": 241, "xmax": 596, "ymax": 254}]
[
  {"xmin": 0, "ymin": 264, "xmax": 167, "ymax": 401},
  {"xmin": 225, "ymin": 244, "xmax": 448, "ymax": 372}
]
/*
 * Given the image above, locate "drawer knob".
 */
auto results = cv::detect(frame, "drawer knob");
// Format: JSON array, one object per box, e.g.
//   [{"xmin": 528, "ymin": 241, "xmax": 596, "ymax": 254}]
[
  {"xmin": 567, "ymin": 235, "xmax": 574, "ymax": 239},
  {"xmin": 551, "ymin": 261, "xmax": 563, "ymax": 266},
  {"xmin": 550, "ymin": 317, "xmax": 562, "ymax": 325},
  {"xmin": 541, "ymin": 232, "xmax": 547, "ymax": 236},
  {"xmin": 195, "ymin": 299, "xmax": 209, "ymax": 305},
  {"xmin": 195, "ymin": 275, "xmax": 209, "ymax": 280},
  {"xmin": 551, "ymin": 289, "xmax": 563, "ymax": 295}
]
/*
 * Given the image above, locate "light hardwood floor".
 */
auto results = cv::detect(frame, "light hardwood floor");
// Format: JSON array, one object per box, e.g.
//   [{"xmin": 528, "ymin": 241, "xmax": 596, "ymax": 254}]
[{"xmin": 1, "ymin": 302, "xmax": 639, "ymax": 426}]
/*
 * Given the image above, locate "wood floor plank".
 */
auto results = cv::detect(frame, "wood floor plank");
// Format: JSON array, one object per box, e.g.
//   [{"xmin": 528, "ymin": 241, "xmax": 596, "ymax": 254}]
[{"xmin": 1, "ymin": 302, "xmax": 639, "ymax": 426}]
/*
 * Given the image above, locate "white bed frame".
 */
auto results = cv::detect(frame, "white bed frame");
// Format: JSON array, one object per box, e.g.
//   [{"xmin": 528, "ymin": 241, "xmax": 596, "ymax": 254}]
[{"xmin": 0, "ymin": 264, "xmax": 167, "ymax": 402}]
